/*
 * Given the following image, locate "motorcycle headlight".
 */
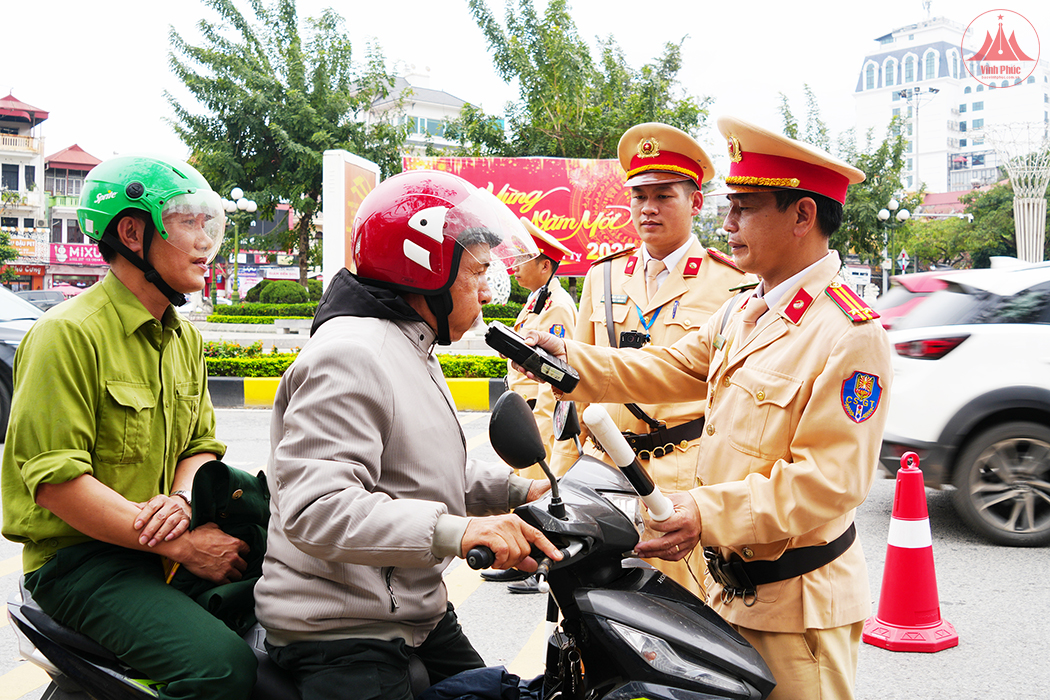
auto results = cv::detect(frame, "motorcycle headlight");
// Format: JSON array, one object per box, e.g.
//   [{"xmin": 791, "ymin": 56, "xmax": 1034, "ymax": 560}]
[
  {"xmin": 608, "ymin": 620, "xmax": 750, "ymax": 697},
  {"xmin": 602, "ymin": 492, "xmax": 645, "ymax": 538}
]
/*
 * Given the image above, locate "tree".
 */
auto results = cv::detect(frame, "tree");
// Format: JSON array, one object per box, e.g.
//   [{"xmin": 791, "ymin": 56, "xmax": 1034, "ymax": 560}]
[
  {"xmin": 779, "ymin": 87, "xmax": 910, "ymax": 267},
  {"xmin": 168, "ymin": 0, "xmax": 407, "ymax": 286},
  {"xmin": 447, "ymin": 0, "xmax": 710, "ymax": 159}
]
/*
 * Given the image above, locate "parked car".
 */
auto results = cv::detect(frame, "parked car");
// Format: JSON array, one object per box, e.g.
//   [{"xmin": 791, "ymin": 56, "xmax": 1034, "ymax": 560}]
[
  {"xmin": 872, "ymin": 269, "xmax": 956, "ymax": 330},
  {"xmin": 14, "ymin": 288, "xmax": 67, "ymax": 311},
  {"xmin": 0, "ymin": 286, "xmax": 44, "ymax": 437},
  {"xmin": 879, "ymin": 262, "xmax": 1050, "ymax": 546}
]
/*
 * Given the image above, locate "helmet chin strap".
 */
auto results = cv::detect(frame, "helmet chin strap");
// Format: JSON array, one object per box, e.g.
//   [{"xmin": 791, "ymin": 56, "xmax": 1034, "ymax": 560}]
[
  {"xmin": 425, "ymin": 292, "xmax": 454, "ymax": 346},
  {"xmin": 103, "ymin": 231, "xmax": 188, "ymax": 307}
]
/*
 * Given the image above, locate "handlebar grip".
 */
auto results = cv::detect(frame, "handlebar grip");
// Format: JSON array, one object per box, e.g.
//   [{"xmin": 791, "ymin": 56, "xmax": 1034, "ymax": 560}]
[{"xmin": 466, "ymin": 546, "xmax": 495, "ymax": 570}]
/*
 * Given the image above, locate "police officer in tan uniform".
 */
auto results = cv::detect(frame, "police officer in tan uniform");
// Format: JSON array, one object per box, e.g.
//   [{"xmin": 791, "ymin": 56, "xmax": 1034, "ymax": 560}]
[
  {"xmin": 527, "ymin": 116, "xmax": 892, "ymax": 700},
  {"xmin": 549, "ymin": 123, "xmax": 754, "ymax": 599},
  {"xmin": 506, "ymin": 218, "xmax": 577, "ymax": 473}
]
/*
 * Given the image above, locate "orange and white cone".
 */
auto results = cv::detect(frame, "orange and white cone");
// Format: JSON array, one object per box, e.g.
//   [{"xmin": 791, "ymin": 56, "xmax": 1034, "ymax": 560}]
[{"xmin": 863, "ymin": 452, "xmax": 959, "ymax": 652}]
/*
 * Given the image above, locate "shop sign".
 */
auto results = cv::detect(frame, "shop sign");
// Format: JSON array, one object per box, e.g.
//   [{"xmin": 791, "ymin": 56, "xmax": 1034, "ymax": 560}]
[
  {"xmin": 50, "ymin": 243, "xmax": 106, "ymax": 266},
  {"xmin": 1, "ymin": 264, "xmax": 46, "ymax": 276}
]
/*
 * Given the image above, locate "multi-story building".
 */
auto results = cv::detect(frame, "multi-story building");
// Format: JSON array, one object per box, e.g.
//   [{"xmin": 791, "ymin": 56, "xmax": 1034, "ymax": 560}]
[
  {"xmin": 0, "ymin": 93, "xmax": 50, "ymax": 289},
  {"xmin": 43, "ymin": 144, "xmax": 106, "ymax": 289},
  {"xmin": 853, "ymin": 15, "xmax": 1050, "ymax": 194},
  {"xmin": 0, "ymin": 93, "xmax": 111, "ymax": 291},
  {"xmin": 367, "ymin": 67, "xmax": 500, "ymax": 153}
]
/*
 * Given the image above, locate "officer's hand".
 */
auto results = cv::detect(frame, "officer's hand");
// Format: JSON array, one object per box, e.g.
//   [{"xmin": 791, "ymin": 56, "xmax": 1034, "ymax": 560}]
[
  {"xmin": 461, "ymin": 514, "xmax": 562, "ymax": 572},
  {"xmin": 634, "ymin": 492, "xmax": 701, "ymax": 562},
  {"xmin": 176, "ymin": 522, "xmax": 250, "ymax": 584},
  {"xmin": 134, "ymin": 494, "xmax": 191, "ymax": 547},
  {"xmin": 511, "ymin": 331, "xmax": 567, "ymax": 383},
  {"xmin": 526, "ymin": 479, "xmax": 552, "ymax": 502}
]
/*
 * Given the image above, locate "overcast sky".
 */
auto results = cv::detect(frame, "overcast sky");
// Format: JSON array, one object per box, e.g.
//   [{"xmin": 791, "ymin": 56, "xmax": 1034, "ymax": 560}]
[{"xmin": 8, "ymin": 0, "xmax": 1049, "ymax": 174}]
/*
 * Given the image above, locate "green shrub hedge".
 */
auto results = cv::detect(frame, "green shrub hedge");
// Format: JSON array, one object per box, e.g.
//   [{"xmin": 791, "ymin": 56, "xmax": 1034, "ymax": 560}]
[
  {"xmin": 438, "ymin": 355, "xmax": 507, "ymax": 379},
  {"xmin": 206, "ymin": 315, "xmax": 310, "ymax": 324},
  {"xmin": 206, "ymin": 355, "xmax": 299, "ymax": 377},
  {"xmin": 261, "ymin": 280, "xmax": 309, "ymax": 304},
  {"xmin": 482, "ymin": 302, "xmax": 523, "ymax": 319},
  {"xmin": 203, "ymin": 338, "xmax": 507, "ymax": 379},
  {"xmin": 215, "ymin": 303, "xmax": 317, "ymax": 317}
]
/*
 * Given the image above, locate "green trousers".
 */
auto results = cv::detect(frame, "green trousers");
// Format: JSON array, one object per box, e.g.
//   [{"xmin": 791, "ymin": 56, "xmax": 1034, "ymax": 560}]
[
  {"xmin": 25, "ymin": 541, "xmax": 257, "ymax": 700},
  {"xmin": 267, "ymin": 603, "xmax": 484, "ymax": 700}
]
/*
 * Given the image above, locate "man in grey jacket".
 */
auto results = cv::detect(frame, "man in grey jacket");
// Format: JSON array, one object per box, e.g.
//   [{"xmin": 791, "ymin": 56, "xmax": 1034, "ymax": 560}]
[{"xmin": 256, "ymin": 171, "xmax": 561, "ymax": 700}]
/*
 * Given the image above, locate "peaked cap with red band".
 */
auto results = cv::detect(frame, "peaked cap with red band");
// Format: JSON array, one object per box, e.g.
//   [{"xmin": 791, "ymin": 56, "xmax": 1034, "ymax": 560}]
[
  {"xmin": 710, "ymin": 116, "xmax": 865, "ymax": 204},
  {"xmin": 520, "ymin": 217, "xmax": 573, "ymax": 263},
  {"xmin": 618, "ymin": 122, "xmax": 714, "ymax": 188}
]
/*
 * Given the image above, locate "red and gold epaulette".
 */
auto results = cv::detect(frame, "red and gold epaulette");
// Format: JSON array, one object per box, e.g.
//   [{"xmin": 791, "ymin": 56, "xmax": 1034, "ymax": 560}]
[
  {"xmin": 825, "ymin": 282, "xmax": 880, "ymax": 322},
  {"xmin": 683, "ymin": 257, "xmax": 703, "ymax": 277},
  {"xmin": 706, "ymin": 247, "xmax": 741, "ymax": 271},
  {"xmin": 589, "ymin": 244, "xmax": 637, "ymax": 268}
]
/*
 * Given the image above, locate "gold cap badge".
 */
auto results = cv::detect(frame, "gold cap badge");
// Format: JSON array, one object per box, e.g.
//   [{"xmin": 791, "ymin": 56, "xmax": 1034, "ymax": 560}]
[
  {"xmin": 637, "ymin": 137, "xmax": 661, "ymax": 159},
  {"xmin": 727, "ymin": 134, "xmax": 743, "ymax": 163}
]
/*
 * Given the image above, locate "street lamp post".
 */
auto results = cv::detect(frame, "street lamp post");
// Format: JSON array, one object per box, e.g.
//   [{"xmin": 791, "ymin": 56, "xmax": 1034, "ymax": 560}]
[
  {"xmin": 878, "ymin": 198, "xmax": 911, "ymax": 291},
  {"xmin": 222, "ymin": 187, "xmax": 257, "ymax": 303}
]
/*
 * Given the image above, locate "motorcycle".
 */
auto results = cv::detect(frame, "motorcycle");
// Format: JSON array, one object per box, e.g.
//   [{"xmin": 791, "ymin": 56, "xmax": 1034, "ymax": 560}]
[
  {"xmin": 6, "ymin": 392, "xmax": 774, "ymax": 700},
  {"xmin": 6, "ymin": 580, "xmax": 305, "ymax": 700},
  {"xmin": 459, "ymin": 391, "xmax": 776, "ymax": 700}
]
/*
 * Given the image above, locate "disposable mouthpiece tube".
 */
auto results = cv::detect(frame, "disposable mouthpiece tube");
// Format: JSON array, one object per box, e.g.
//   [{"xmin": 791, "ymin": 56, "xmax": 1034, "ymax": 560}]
[{"xmin": 583, "ymin": 405, "xmax": 675, "ymax": 521}]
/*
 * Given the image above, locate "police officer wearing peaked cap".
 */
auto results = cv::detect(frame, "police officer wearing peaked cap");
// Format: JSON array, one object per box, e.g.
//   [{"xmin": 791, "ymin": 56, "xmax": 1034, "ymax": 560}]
[
  {"xmin": 530, "ymin": 116, "xmax": 892, "ymax": 700},
  {"xmin": 547, "ymin": 122, "xmax": 756, "ymax": 601}
]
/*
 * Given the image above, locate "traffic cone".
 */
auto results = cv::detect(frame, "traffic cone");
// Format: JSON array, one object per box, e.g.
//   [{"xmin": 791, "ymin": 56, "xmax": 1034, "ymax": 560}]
[{"xmin": 863, "ymin": 452, "xmax": 959, "ymax": 652}]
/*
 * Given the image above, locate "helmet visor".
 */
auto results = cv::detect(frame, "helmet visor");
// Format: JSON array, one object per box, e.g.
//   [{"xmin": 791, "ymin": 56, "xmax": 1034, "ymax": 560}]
[
  {"xmin": 448, "ymin": 187, "xmax": 538, "ymax": 269},
  {"xmin": 160, "ymin": 190, "xmax": 226, "ymax": 263}
]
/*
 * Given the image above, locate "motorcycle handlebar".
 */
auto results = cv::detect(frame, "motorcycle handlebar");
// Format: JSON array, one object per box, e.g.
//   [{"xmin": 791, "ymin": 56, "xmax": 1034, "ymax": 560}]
[{"xmin": 466, "ymin": 546, "xmax": 495, "ymax": 570}]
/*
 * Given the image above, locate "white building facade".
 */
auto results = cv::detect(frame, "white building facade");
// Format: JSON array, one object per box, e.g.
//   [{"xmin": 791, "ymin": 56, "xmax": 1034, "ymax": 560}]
[{"xmin": 854, "ymin": 16, "xmax": 1050, "ymax": 194}]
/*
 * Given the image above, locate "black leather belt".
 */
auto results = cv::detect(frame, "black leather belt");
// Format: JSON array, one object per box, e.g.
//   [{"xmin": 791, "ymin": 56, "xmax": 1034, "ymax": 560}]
[
  {"xmin": 705, "ymin": 523, "xmax": 857, "ymax": 606},
  {"xmin": 620, "ymin": 417, "xmax": 706, "ymax": 460}
]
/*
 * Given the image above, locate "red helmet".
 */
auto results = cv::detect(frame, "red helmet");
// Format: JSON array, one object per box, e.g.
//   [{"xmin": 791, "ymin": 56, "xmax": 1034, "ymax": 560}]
[{"xmin": 351, "ymin": 170, "xmax": 537, "ymax": 294}]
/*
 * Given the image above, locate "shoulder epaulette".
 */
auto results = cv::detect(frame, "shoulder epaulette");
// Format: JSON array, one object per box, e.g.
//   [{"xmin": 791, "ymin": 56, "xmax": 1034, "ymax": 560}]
[
  {"xmin": 706, "ymin": 247, "xmax": 742, "ymax": 271},
  {"xmin": 825, "ymin": 282, "xmax": 880, "ymax": 322},
  {"xmin": 590, "ymin": 244, "xmax": 637, "ymax": 267}
]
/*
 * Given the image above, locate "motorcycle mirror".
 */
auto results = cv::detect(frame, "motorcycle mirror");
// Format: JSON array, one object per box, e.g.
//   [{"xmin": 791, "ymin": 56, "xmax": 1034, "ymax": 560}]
[
  {"xmin": 552, "ymin": 401, "xmax": 580, "ymax": 442},
  {"xmin": 489, "ymin": 391, "xmax": 547, "ymax": 469}
]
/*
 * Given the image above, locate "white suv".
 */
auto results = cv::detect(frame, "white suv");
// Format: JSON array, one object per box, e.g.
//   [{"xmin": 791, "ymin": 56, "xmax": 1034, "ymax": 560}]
[{"xmin": 879, "ymin": 262, "xmax": 1050, "ymax": 546}]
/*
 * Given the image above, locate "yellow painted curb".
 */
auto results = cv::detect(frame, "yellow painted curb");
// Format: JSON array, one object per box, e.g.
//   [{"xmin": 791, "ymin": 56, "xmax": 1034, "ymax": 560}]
[
  {"xmin": 446, "ymin": 378, "xmax": 490, "ymax": 412},
  {"xmin": 243, "ymin": 377, "xmax": 282, "ymax": 407},
  {"xmin": 229, "ymin": 377, "xmax": 498, "ymax": 411}
]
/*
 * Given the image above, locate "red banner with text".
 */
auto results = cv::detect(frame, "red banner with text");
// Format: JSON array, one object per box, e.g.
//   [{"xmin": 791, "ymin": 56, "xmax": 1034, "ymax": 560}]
[{"xmin": 403, "ymin": 156, "xmax": 637, "ymax": 277}]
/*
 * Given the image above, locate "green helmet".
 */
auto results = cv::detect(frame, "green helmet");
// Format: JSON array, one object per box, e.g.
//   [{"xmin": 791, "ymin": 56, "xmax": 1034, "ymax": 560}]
[{"xmin": 78, "ymin": 154, "xmax": 225, "ymax": 263}]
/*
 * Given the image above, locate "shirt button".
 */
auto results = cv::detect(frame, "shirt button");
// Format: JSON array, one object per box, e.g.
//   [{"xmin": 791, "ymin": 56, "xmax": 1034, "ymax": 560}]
[
  {"xmin": 756, "ymin": 390, "xmax": 765, "ymax": 401},
  {"xmin": 706, "ymin": 424, "xmax": 715, "ymax": 436},
  {"xmin": 743, "ymin": 547, "xmax": 755, "ymax": 558},
  {"xmin": 723, "ymin": 375, "xmax": 731, "ymax": 387}
]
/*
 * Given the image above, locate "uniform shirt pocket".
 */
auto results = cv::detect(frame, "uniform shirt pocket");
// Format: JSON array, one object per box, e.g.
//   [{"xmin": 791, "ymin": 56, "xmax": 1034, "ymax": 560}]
[
  {"xmin": 589, "ymin": 302, "xmax": 630, "ymax": 338},
  {"xmin": 662, "ymin": 300, "xmax": 721, "ymax": 334},
  {"xmin": 725, "ymin": 367, "xmax": 802, "ymax": 460},
  {"xmin": 96, "ymin": 381, "xmax": 157, "ymax": 464},
  {"xmin": 174, "ymin": 381, "xmax": 201, "ymax": 452}
]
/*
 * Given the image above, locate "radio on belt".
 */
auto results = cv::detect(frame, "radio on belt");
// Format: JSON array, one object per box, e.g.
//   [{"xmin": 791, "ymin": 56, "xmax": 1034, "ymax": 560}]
[{"xmin": 484, "ymin": 322, "xmax": 580, "ymax": 394}]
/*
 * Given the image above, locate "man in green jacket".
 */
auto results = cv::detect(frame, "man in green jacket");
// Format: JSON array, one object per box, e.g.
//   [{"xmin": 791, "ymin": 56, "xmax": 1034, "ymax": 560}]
[{"xmin": 2, "ymin": 155, "xmax": 257, "ymax": 700}]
